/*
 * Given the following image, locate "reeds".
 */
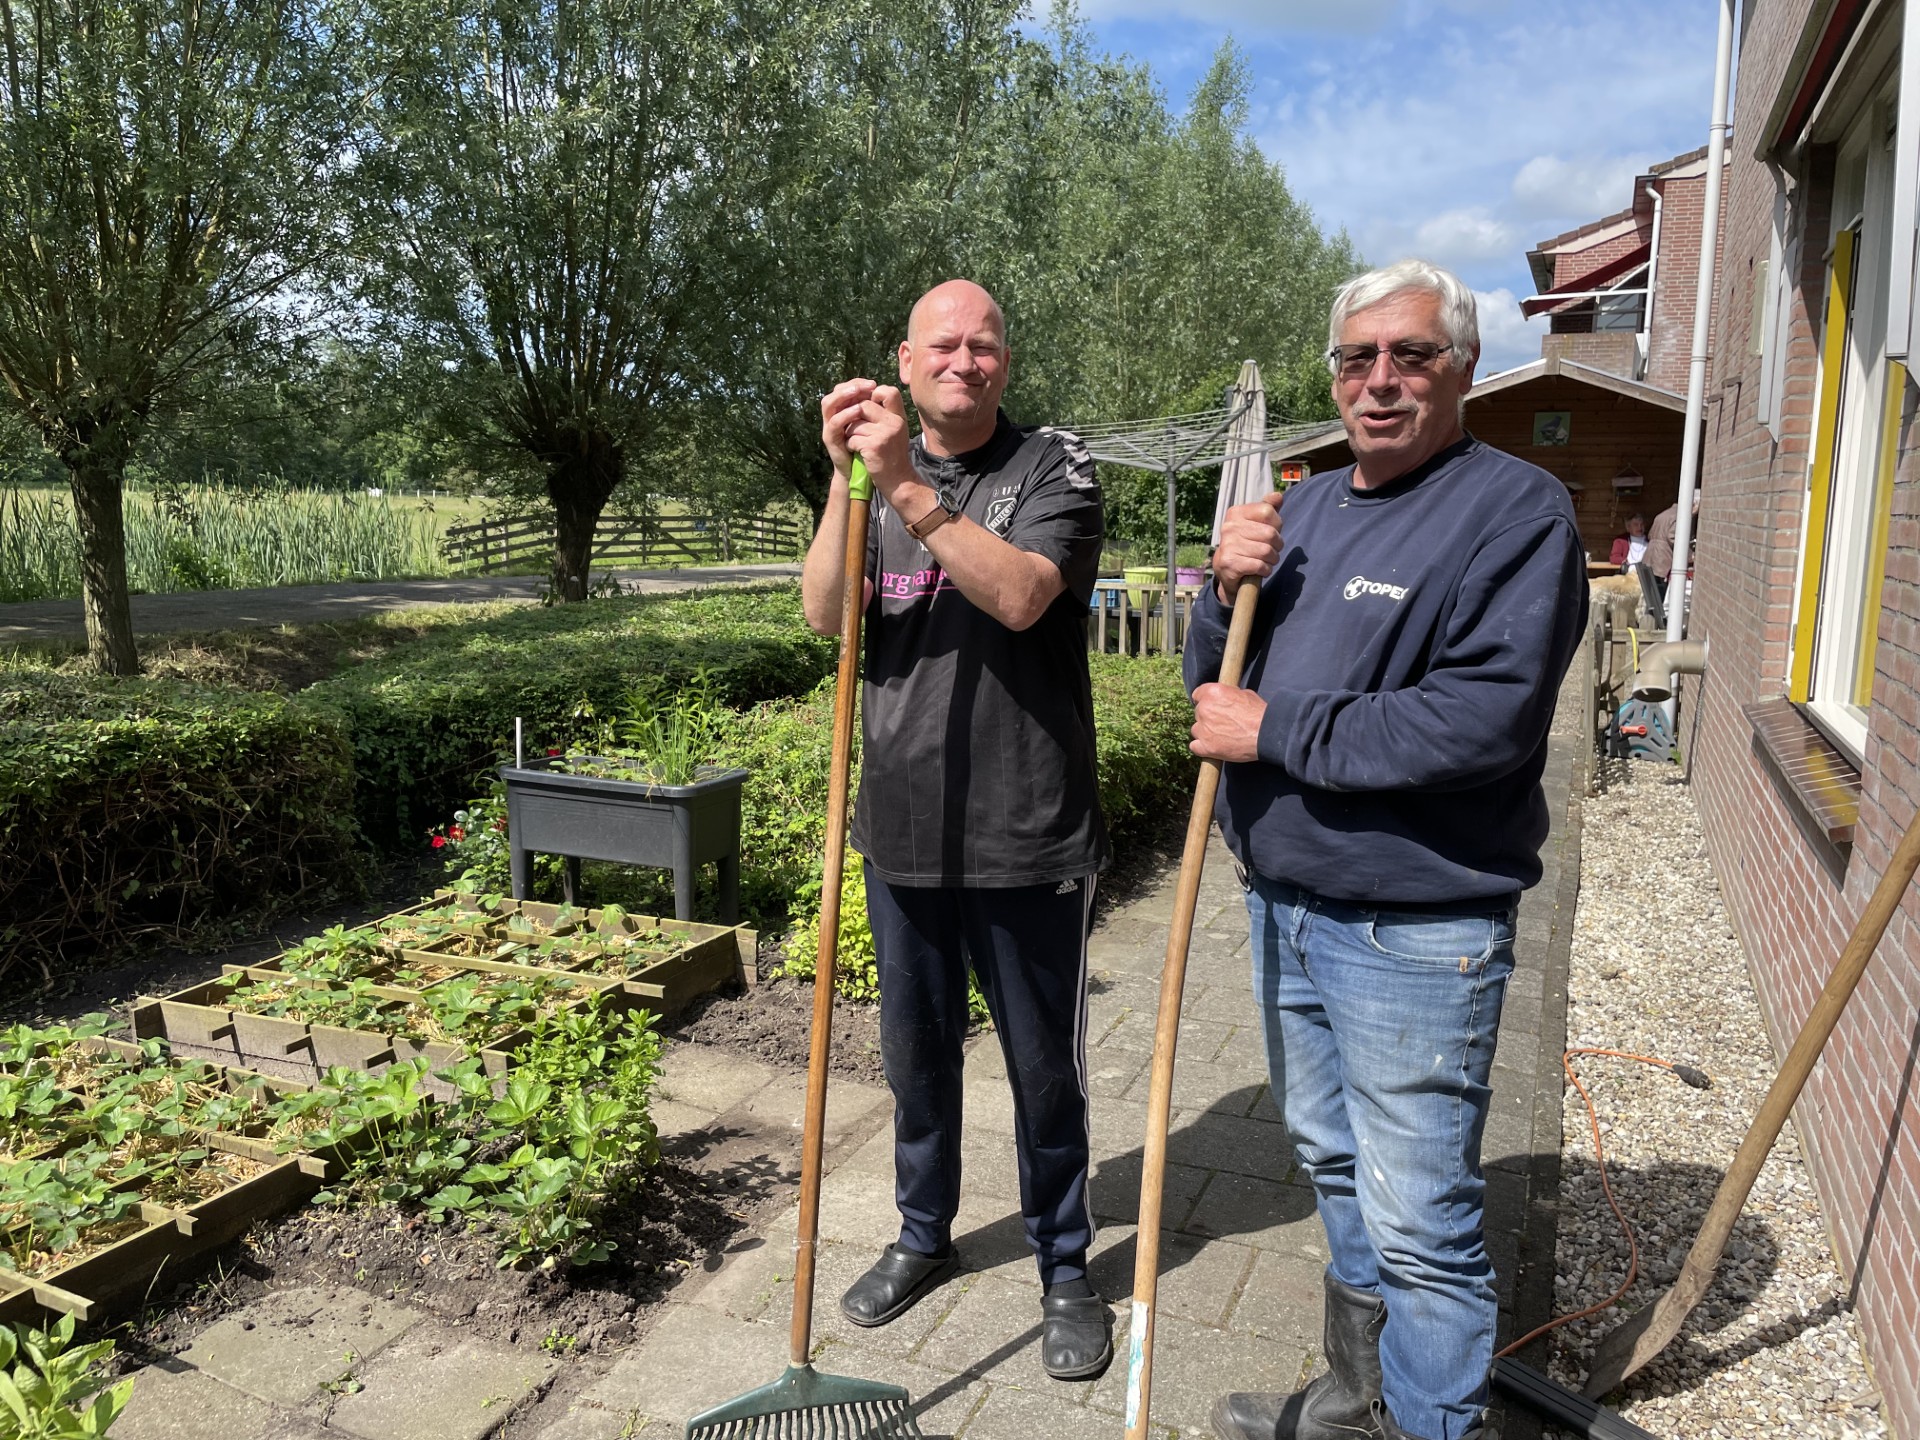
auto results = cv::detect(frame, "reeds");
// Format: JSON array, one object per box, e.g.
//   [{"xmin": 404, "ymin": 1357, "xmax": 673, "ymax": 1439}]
[{"xmin": 0, "ymin": 484, "xmax": 449, "ymax": 602}]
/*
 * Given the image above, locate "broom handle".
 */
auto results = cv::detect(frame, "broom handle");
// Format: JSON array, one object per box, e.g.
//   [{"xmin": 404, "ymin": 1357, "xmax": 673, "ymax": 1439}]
[
  {"xmin": 791, "ymin": 459, "xmax": 873, "ymax": 1367},
  {"xmin": 1124, "ymin": 577, "xmax": 1261, "ymax": 1439}
]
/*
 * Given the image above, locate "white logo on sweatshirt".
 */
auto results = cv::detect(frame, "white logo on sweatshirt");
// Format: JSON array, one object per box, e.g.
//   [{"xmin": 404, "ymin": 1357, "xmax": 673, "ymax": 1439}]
[{"xmin": 1343, "ymin": 575, "xmax": 1408, "ymax": 602}]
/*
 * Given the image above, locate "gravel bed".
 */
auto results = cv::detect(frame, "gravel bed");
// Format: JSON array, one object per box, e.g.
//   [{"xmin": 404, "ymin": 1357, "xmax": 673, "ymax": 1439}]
[{"xmin": 1542, "ymin": 760, "xmax": 1888, "ymax": 1438}]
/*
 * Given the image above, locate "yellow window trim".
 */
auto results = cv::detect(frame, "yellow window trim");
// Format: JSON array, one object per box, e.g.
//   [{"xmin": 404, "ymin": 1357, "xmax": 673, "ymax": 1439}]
[
  {"xmin": 1853, "ymin": 358, "xmax": 1905, "ymax": 706},
  {"xmin": 1793, "ymin": 227, "xmax": 1856, "ymax": 701}
]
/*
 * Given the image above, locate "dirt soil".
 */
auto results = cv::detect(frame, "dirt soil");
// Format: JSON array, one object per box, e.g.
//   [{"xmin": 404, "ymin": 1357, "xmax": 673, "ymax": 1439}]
[
  {"xmin": 115, "ymin": 1154, "xmax": 763, "ymax": 1364},
  {"xmin": 667, "ymin": 934, "xmax": 888, "ymax": 1086}
]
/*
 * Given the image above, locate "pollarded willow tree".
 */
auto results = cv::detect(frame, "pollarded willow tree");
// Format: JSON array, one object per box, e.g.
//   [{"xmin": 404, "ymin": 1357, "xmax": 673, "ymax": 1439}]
[
  {"xmin": 697, "ymin": 0, "xmax": 1025, "ymax": 524},
  {"xmin": 361, "ymin": 0, "xmax": 802, "ymax": 600},
  {"xmin": 0, "ymin": 0, "xmax": 367, "ymax": 673}
]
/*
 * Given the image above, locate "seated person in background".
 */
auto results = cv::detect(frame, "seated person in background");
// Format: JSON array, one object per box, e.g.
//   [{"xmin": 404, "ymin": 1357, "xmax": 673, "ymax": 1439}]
[{"xmin": 1610, "ymin": 512, "xmax": 1648, "ymax": 572}]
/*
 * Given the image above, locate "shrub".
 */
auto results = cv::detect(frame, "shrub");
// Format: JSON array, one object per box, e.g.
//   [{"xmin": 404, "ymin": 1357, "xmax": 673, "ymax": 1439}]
[
  {"xmin": 434, "ymin": 652, "xmax": 1196, "ymax": 1005},
  {"xmin": 0, "ymin": 674, "xmax": 362, "ymax": 979},
  {"xmin": 304, "ymin": 585, "xmax": 836, "ymax": 845},
  {"xmin": 1086, "ymin": 654, "xmax": 1197, "ymax": 840}
]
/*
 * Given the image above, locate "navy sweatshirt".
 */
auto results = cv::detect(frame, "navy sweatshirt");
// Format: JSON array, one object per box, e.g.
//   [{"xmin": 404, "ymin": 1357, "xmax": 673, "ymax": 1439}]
[{"xmin": 1183, "ymin": 435, "xmax": 1588, "ymax": 908}]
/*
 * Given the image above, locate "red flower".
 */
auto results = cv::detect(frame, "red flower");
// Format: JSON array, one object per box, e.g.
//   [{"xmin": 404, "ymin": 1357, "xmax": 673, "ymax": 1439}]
[
  {"xmin": 547, "ymin": 747, "xmax": 561, "ymax": 756},
  {"xmin": 430, "ymin": 835, "xmax": 446, "ymax": 849},
  {"xmin": 447, "ymin": 825, "xmax": 466, "ymax": 841}
]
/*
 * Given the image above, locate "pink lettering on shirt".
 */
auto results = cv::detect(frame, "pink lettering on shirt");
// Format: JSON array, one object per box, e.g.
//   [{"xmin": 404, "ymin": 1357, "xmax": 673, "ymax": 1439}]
[{"xmin": 878, "ymin": 566, "xmax": 949, "ymax": 600}]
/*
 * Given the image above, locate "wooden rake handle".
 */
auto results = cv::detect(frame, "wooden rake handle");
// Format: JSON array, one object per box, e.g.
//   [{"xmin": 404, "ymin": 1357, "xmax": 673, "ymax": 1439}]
[
  {"xmin": 1124, "ymin": 577, "xmax": 1262, "ymax": 1439},
  {"xmin": 1583, "ymin": 801, "xmax": 1920, "ymax": 1397},
  {"xmin": 790, "ymin": 459, "xmax": 873, "ymax": 1368}
]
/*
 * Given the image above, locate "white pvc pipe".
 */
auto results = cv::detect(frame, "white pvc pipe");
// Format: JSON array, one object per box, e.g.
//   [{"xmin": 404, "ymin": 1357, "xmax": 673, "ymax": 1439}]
[
  {"xmin": 1667, "ymin": 0, "xmax": 1734, "ymax": 663},
  {"xmin": 1644, "ymin": 187, "xmax": 1665, "ymax": 378}
]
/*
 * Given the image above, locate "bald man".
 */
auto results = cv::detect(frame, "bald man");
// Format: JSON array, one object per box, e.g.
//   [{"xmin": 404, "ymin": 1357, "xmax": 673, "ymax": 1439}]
[{"xmin": 802, "ymin": 279, "xmax": 1112, "ymax": 1381}]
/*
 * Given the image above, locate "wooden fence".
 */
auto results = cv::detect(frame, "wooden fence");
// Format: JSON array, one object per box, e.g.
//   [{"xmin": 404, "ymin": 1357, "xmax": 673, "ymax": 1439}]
[
  {"xmin": 442, "ymin": 511, "xmax": 808, "ymax": 573},
  {"xmin": 1089, "ymin": 580, "xmax": 1207, "ymax": 657}
]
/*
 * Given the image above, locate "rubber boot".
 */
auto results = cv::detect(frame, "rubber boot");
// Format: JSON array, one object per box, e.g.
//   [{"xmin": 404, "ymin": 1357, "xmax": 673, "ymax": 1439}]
[
  {"xmin": 1369, "ymin": 1397, "xmax": 1483, "ymax": 1440},
  {"xmin": 1210, "ymin": 1274, "xmax": 1387, "ymax": 1440}
]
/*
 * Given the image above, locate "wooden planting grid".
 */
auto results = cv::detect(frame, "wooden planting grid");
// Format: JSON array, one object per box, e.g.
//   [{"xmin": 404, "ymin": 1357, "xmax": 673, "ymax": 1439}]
[
  {"xmin": 127, "ymin": 968, "xmax": 591, "ymax": 1098},
  {"xmin": 1, "ymin": 1041, "xmax": 337, "ymax": 1327},
  {"xmin": 420, "ymin": 892, "xmax": 755, "ymax": 1013}
]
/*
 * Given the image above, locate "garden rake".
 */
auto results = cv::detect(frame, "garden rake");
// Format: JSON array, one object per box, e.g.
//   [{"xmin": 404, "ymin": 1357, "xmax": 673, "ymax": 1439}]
[
  {"xmin": 1123, "ymin": 574, "xmax": 1261, "ymax": 1440},
  {"xmin": 686, "ymin": 459, "xmax": 923, "ymax": 1439}
]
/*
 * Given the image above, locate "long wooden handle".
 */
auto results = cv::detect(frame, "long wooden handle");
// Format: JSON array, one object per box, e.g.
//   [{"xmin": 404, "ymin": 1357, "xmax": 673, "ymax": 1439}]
[
  {"xmin": 1584, "ymin": 799, "xmax": 1920, "ymax": 1396},
  {"xmin": 1124, "ymin": 578, "xmax": 1262, "ymax": 1439},
  {"xmin": 791, "ymin": 460, "xmax": 872, "ymax": 1367}
]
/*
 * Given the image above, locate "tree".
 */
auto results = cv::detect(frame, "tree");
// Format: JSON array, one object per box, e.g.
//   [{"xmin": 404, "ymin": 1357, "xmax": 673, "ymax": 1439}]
[
  {"xmin": 360, "ymin": 0, "xmax": 799, "ymax": 599},
  {"xmin": 0, "ymin": 0, "xmax": 366, "ymax": 671},
  {"xmin": 990, "ymin": 31, "xmax": 1358, "ymax": 431},
  {"xmin": 696, "ymin": 0, "xmax": 1024, "ymax": 523}
]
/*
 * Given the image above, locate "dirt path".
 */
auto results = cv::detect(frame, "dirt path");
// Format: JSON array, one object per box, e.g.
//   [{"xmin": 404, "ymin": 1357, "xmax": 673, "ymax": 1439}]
[{"xmin": 0, "ymin": 563, "xmax": 802, "ymax": 645}]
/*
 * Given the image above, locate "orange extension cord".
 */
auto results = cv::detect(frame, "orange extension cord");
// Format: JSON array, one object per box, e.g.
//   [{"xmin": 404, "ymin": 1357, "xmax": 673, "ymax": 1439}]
[{"xmin": 1494, "ymin": 1047, "xmax": 1713, "ymax": 1360}]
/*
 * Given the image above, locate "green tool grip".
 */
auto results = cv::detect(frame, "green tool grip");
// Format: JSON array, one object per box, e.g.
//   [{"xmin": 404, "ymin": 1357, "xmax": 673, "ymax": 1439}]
[{"xmin": 848, "ymin": 457, "xmax": 873, "ymax": 502}]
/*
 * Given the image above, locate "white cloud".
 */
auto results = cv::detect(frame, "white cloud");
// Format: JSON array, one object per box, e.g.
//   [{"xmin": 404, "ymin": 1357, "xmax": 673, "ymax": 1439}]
[
  {"xmin": 1234, "ymin": 0, "xmax": 1718, "ymax": 312},
  {"xmin": 1056, "ymin": 0, "xmax": 1507, "ymax": 34},
  {"xmin": 1510, "ymin": 154, "xmax": 1662, "ymax": 221},
  {"xmin": 1472, "ymin": 288, "xmax": 1548, "ymax": 376},
  {"xmin": 1411, "ymin": 208, "xmax": 1519, "ymax": 266}
]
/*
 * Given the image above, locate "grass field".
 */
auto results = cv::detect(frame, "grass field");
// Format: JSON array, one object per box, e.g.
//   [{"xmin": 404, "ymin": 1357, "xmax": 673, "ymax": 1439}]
[{"xmin": 0, "ymin": 485, "xmax": 452, "ymax": 603}]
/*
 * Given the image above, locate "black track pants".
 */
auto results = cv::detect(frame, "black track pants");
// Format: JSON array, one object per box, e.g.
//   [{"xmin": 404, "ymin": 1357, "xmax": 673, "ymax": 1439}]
[{"xmin": 864, "ymin": 863, "xmax": 1098, "ymax": 1285}]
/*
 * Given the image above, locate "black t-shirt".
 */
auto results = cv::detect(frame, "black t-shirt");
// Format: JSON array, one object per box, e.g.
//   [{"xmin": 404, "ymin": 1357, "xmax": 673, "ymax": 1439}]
[{"xmin": 851, "ymin": 412, "xmax": 1111, "ymax": 887}]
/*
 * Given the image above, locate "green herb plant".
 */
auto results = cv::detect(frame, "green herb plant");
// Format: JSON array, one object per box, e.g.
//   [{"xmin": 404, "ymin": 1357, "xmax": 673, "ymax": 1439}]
[{"xmin": 0, "ymin": 1316, "xmax": 132, "ymax": 1439}]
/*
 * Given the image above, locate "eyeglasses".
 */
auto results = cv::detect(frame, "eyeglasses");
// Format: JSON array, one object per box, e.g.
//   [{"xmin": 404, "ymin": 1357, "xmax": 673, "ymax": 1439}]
[{"xmin": 1327, "ymin": 341, "xmax": 1453, "ymax": 379}]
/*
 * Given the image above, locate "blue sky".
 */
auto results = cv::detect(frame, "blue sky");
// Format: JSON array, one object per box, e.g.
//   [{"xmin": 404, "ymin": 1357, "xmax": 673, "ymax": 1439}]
[{"xmin": 1056, "ymin": 0, "xmax": 1724, "ymax": 380}]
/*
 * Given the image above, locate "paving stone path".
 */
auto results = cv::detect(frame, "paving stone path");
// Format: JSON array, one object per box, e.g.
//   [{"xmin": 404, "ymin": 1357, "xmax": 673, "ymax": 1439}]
[
  {"xmin": 110, "ymin": 677, "xmax": 1583, "ymax": 1440},
  {"xmin": 0, "ymin": 564, "xmax": 803, "ymax": 645}
]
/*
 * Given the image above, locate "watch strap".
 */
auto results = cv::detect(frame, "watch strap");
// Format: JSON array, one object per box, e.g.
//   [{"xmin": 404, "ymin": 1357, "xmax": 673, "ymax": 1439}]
[{"xmin": 905, "ymin": 500, "xmax": 954, "ymax": 542}]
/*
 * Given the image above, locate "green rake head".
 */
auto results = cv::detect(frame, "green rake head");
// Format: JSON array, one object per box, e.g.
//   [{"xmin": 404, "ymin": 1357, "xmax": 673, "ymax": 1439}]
[{"xmin": 684, "ymin": 1363, "xmax": 923, "ymax": 1438}]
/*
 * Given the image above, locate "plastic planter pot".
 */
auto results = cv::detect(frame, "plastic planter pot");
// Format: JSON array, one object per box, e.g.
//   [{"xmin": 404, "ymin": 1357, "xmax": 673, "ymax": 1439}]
[{"xmin": 500, "ymin": 759, "xmax": 748, "ymax": 923}]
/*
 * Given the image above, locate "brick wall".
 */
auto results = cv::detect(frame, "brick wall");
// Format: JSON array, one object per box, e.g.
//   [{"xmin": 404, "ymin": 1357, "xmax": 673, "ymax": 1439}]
[
  {"xmin": 1687, "ymin": 0, "xmax": 1920, "ymax": 1432},
  {"xmin": 1550, "ymin": 224, "xmax": 1648, "ymax": 288},
  {"xmin": 1542, "ymin": 332, "xmax": 1641, "ymax": 378},
  {"xmin": 1648, "ymin": 169, "xmax": 1724, "ymax": 394}
]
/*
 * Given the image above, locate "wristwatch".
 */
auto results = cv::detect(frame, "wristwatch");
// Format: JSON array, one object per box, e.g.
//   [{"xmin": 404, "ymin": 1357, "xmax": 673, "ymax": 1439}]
[{"xmin": 904, "ymin": 497, "xmax": 955, "ymax": 543}]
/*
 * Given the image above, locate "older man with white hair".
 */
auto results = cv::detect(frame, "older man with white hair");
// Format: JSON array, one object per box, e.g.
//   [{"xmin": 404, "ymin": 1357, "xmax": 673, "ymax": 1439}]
[{"xmin": 1184, "ymin": 259, "xmax": 1587, "ymax": 1440}]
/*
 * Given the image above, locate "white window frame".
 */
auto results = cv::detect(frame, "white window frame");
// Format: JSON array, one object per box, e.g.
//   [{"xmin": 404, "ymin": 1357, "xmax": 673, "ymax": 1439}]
[{"xmin": 1796, "ymin": 82, "xmax": 1901, "ymax": 762}]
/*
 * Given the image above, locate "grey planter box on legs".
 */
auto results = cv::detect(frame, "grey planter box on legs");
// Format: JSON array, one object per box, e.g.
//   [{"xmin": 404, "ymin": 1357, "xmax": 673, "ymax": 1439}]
[{"xmin": 500, "ymin": 759, "xmax": 748, "ymax": 923}]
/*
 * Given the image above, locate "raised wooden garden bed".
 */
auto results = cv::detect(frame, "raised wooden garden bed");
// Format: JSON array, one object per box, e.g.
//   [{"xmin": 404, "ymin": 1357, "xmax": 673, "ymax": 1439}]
[
  {"xmin": 254, "ymin": 893, "xmax": 754, "ymax": 1016},
  {"xmin": 126, "ymin": 966, "xmax": 599, "ymax": 1097},
  {"xmin": 1, "ymin": 1040, "xmax": 334, "ymax": 1326}
]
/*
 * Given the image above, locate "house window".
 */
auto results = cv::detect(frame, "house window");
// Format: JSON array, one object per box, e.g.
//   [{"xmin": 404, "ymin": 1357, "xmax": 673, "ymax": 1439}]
[{"xmin": 1793, "ymin": 78, "xmax": 1903, "ymax": 762}]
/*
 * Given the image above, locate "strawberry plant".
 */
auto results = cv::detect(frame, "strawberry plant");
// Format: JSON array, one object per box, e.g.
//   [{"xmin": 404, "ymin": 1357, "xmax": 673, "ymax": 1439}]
[{"xmin": 282, "ymin": 998, "xmax": 662, "ymax": 1267}]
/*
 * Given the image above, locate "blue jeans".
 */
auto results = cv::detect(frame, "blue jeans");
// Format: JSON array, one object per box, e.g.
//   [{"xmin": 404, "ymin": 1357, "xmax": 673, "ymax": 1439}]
[{"xmin": 1247, "ymin": 873, "xmax": 1516, "ymax": 1440}]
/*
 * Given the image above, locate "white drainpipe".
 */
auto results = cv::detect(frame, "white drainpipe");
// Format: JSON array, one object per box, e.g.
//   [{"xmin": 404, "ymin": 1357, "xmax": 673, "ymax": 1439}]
[
  {"xmin": 1663, "ymin": 0, "xmax": 1735, "ymax": 734},
  {"xmin": 1643, "ymin": 186, "xmax": 1664, "ymax": 381}
]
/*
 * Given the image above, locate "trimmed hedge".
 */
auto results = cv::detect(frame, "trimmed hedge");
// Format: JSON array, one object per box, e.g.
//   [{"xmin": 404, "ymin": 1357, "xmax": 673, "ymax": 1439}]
[
  {"xmin": 0, "ymin": 674, "xmax": 362, "ymax": 976},
  {"xmin": 304, "ymin": 586, "xmax": 837, "ymax": 845},
  {"xmin": 442, "ymin": 653, "xmax": 1195, "ymax": 943}
]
